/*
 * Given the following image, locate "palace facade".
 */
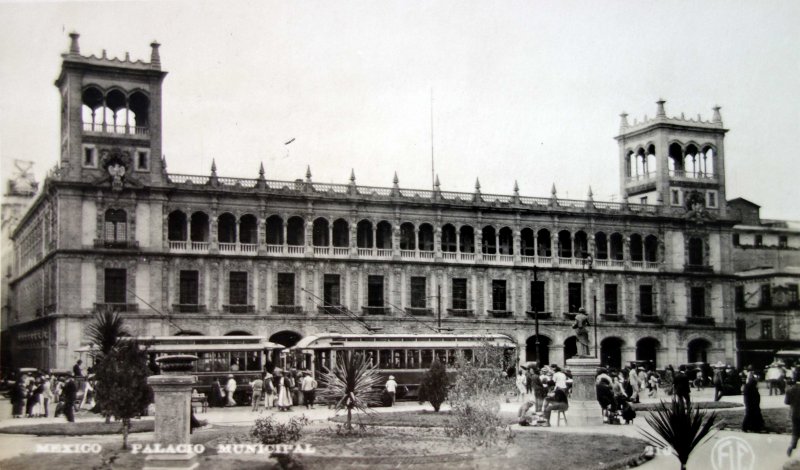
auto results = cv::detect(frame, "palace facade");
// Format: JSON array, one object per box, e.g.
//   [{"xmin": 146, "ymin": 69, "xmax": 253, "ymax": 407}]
[{"xmin": 4, "ymin": 34, "xmax": 741, "ymax": 372}]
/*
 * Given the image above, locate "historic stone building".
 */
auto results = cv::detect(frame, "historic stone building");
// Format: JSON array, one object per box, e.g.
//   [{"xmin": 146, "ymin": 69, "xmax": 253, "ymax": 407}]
[{"xmin": 5, "ymin": 34, "xmax": 740, "ymax": 372}]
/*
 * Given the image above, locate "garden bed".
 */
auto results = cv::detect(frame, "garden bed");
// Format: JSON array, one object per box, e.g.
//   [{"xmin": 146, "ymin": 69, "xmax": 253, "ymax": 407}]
[
  {"xmin": 0, "ymin": 419, "xmax": 154, "ymax": 436},
  {"xmin": 329, "ymin": 409, "xmax": 518, "ymax": 427},
  {"xmin": 631, "ymin": 401, "xmax": 741, "ymax": 411}
]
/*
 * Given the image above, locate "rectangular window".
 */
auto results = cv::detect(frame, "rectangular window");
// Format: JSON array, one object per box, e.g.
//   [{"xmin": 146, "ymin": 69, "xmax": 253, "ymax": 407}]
[
  {"xmin": 604, "ymin": 284, "xmax": 618, "ymax": 314},
  {"xmin": 136, "ymin": 150, "xmax": 149, "ymax": 170},
  {"xmin": 760, "ymin": 284, "xmax": 771, "ymax": 307},
  {"xmin": 755, "ymin": 235, "xmax": 763, "ymax": 247},
  {"xmin": 452, "ymin": 278, "xmax": 468, "ymax": 310},
  {"xmin": 788, "ymin": 284, "xmax": 799, "ymax": 305},
  {"xmin": 367, "ymin": 275, "xmax": 384, "ymax": 307},
  {"xmin": 276, "ymin": 273, "xmax": 294, "ymax": 306},
  {"xmin": 639, "ymin": 285, "xmax": 654, "ymax": 316},
  {"xmin": 760, "ymin": 319, "xmax": 773, "ymax": 340},
  {"xmin": 736, "ymin": 319, "xmax": 747, "ymax": 340},
  {"xmin": 83, "ymin": 146, "xmax": 97, "ymax": 167},
  {"xmin": 230, "ymin": 271, "xmax": 248, "ymax": 305},
  {"xmin": 779, "ymin": 236, "xmax": 788, "ymax": 248},
  {"xmin": 530, "ymin": 280, "xmax": 545, "ymax": 312},
  {"xmin": 707, "ymin": 191, "xmax": 717, "ymax": 208},
  {"xmin": 640, "ymin": 197, "xmax": 648, "ymax": 205},
  {"xmin": 410, "ymin": 277, "xmax": 427, "ymax": 308},
  {"xmin": 104, "ymin": 268, "xmax": 127, "ymax": 304},
  {"xmin": 690, "ymin": 287, "xmax": 706, "ymax": 317},
  {"xmin": 671, "ymin": 189, "xmax": 680, "ymax": 205},
  {"xmin": 732, "ymin": 234, "xmax": 740, "ymax": 246},
  {"xmin": 323, "ymin": 274, "xmax": 340, "ymax": 306},
  {"xmin": 179, "ymin": 270, "xmax": 199, "ymax": 305},
  {"xmin": 491, "ymin": 280, "xmax": 507, "ymax": 311},
  {"xmin": 735, "ymin": 286, "xmax": 745, "ymax": 309},
  {"xmin": 568, "ymin": 282, "xmax": 582, "ymax": 313}
]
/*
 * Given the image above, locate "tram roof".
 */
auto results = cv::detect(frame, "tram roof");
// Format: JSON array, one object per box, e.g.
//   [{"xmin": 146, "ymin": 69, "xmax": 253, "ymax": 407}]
[
  {"xmin": 76, "ymin": 336, "xmax": 284, "ymax": 352},
  {"xmin": 294, "ymin": 333, "xmax": 515, "ymax": 349}
]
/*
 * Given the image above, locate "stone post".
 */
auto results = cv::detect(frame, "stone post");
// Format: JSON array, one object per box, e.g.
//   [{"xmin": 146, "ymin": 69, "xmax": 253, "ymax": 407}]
[
  {"xmin": 564, "ymin": 356, "xmax": 603, "ymax": 426},
  {"xmin": 145, "ymin": 355, "xmax": 199, "ymax": 470}
]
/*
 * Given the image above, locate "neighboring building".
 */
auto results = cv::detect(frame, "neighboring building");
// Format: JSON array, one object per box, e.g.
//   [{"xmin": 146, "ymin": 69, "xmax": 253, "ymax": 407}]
[
  {"xmin": 5, "ymin": 34, "xmax": 740, "ymax": 372},
  {"xmin": 1, "ymin": 160, "xmax": 39, "ymax": 371},
  {"xmin": 729, "ymin": 198, "xmax": 800, "ymax": 369}
]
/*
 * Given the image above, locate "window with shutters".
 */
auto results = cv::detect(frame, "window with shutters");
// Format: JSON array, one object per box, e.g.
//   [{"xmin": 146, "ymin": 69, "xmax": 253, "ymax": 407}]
[
  {"xmin": 104, "ymin": 268, "xmax": 127, "ymax": 304},
  {"xmin": 410, "ymin": 277, "xmax": 427, "ymax": 308},
  {"xmin": 452, "ymin": 278, "xmax": 468, "ymax": 310},
  {"xmin": 368, "ymin": 275, "xmax": 384, "ymax": 307},
  {"xmin": 179, "ymin": 270, "xmax": 199, "ymax": 305},
  {"xmin": 568, "ymin": 282, "xmax": 582, "ymax": 313},
  {"xmin": 323, "ymin": 274, "xmax": 340, "ymax": 306},
  {"xmin": 530, "ymin": 280, "xmax": 545, "ymax": 312},
  {"xmin": 604, "ymin": 284, "xmax": 618, "ymax": 314},
  {"xmin": 492, "ymin": 280, "xmax": 507, "ymax": 311},
  {"xmin": 104, "ymin": 209, "xmax": 127, "ymax": 241},
  {"xmin": 277, "ymin": 273, "xmax": 294, "ymax": 306},
  {"xmin": 230, "ymin": 271, "xmax": 248, "ymax": 305}
]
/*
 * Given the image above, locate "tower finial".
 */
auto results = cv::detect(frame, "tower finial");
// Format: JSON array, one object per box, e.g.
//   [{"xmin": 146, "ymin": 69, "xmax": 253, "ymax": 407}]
[
  {"xmin": 513, "ymin": 180, "xmax": 519, "ymax": 195},
  {"xmin": 588, "ymin": 186, "xmax": 594, "ymax": 200},
  {"xmin": 712, "ymin": 105, "xmax": 722, "ymax": 124},
  {"xmin": 475, "ymin": 178, "xmax": 481, "ymax": 191},
  {"xmin": 619, "ymin": 112, "xmax": 629, "ymax": 130},
  {"xmin": 161, "ymin": 154, "xmax": 167, "ymax": 171},
  {"xmin": 656, "ymin": 99, "xmax": 666, "ymax": 117},
  {"xmin": 349, "ymin": 169, "xmax": 356, "ymax": 184},
  {"xmin": 434, "ymin": 174, "xmax": 441, "ymax": 190},
  {"xmin": 393, "ymin": 171, "xmax": 399, "ymax": 185},
  {"xmin": 305, "ymin": 165, "xmax": 312, "ymax": 182},
  {"xmin": 210, "ymin": 159, "xmax": 217, "ymax": 176},
  {"xmin": 551, "ymin": 183, "xmax": 557, "ymax": 196},
  {"xmin": 150, "ymin": 41, "xmax": 161, "ymax": 69},
  {"xmin": 259, "ymin": 162, "xmax": 265, "ymax": 178},
  {"xmin": 69, "ymin": 32, "xmax": 80, "ymax": 55}
]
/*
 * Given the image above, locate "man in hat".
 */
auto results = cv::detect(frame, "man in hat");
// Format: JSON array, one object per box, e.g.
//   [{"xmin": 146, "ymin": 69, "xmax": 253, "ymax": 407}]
[
  {"xmin": 713, "ymin": 362, "xmax": 726, "ymax": 402},
  {"xmin": 62, "ymin": 375, "xmax": 77, "ymax": 422},
  {"xmin": 225, "ymin": 374, "xmax": 237, "ymax": 407},
  {"xmin": 385, "ymin": 375, "xmax": 398, "ymax": 407}
]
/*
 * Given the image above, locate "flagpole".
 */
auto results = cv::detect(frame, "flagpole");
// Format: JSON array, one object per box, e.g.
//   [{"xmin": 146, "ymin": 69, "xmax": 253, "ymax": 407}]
[{"xmin": 430, "ymin": 87, "xmax": 434, "ymax": 191}]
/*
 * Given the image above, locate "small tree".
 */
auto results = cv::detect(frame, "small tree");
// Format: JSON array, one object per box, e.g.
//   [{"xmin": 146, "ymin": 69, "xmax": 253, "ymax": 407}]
[
  {"xmin": 639, "ymin": 398, "xmax": 719, "ymax": 470},
  {"xmin": 317, "ymin": 352, "xmax": 383, "ymax": 432},
  {"xmin": 87, "ymin": 307, "xmax": 129, "ymax": 357},
  {"xmin": 419, "ymin": 358, "xmax": 449, "ymax": 412},
  {"xmin": 94, "ymin": 340, "xmax": 151, "ymax": 449}
]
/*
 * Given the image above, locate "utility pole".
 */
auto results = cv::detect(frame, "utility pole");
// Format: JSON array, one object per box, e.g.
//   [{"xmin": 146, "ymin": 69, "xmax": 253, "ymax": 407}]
[
  {"xmin": 533, "ymin": 265, "xmax": 539, "ymax": 363},
  {"xmin": 437, "ymin": 283, "xmax": 442, "ymax": 332}
]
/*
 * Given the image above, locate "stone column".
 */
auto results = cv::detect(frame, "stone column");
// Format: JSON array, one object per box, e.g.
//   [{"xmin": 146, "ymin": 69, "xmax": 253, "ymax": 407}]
[{"xmin": 145, "ymin": 355, "xmax": 199, "ymax": 470}]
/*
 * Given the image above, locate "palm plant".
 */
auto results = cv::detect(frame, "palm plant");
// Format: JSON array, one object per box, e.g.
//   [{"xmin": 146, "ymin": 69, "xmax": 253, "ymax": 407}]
[
  {"xmin": 317, "ymin": 352, "xmax": 383, "ymax": 431},
  {"xmin": 87, "ymin": 307, "xmax": 130, "ymax": 357},
  {"xmin": 639, "ymin": 399, "xmax": 720, "ymax": 470}
]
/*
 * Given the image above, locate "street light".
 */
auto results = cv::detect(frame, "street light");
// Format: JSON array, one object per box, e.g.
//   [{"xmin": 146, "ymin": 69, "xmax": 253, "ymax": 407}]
[
  {"xmin": 580, "ymin": 254, "xmax": 598, "ymax": 358},
  {"xmin": 533, "ymin": 265, "xmax": 539, "ymax": 364}
]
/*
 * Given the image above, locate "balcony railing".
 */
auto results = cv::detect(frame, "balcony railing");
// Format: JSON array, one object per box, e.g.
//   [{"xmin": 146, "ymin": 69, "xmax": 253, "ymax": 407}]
[
  {"xmin": 362, "ymin": 306, "xmax": 390, "ymax": 315},
  {"xmin": 636, "ymin": 314, "xmax": 662, "ymax": 323},
  {"xmin": 685, "ymin": 264, "xmax": 714, "ymax": 273},
  {"xmin": 223, "ymin": 304, "xmax": 255, "ymax": 314},
  {"xmin": 172, "ymin": 304, "xmax": 207, "ymax": 313},
  {"xmin": 601, "ymin": 313, "xmax": 624, "ymax": 322},
  {"xmin": 318, "ymin": 305, "xmax": 347, "ymax": 315},
  {"xmin": 94, "ymin": 302, "xmax": 138, "ymax": 312},
  {"xmin": 686, "ymin": 316, "xmax": 715, "ymax": 325},
  {"xmin": 447, "ymin": 308, "xmax": 474, "ymax": 317},
  {"xmin": 406, "ymin": 307, "xmax": 433, "ymax": 316},
  {"xmin": 271, "ymin": 305, "xmax": 303, "ymax": 314},
  {"xmin": 488, "ymin": 310, "xmax": 513, "ymax": 318},
  {"xmin": 83, "ymin": 121, "xmax": 149, "ymax": 137},
  {"xmin": 333, "ymin": 247, "xmax": 350, "ymax": 256},
  {"xmin": 526, "ymin": 311, "xmax": 552, "ymax": 320},
  {"xmin": 94, "ymin": 239, "xmax": 139, "ymax": 249}
]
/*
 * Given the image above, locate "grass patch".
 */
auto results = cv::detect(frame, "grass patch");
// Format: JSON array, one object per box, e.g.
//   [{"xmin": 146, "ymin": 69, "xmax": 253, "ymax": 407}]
[
  {"xmin": 631, "ymin": 401, "xmax": 741, "ymax": 411},
  {"xmin": 715, "ymin": 407, "xmax": 791, "ymax": 434},
  {"xmin": 0, "ymin": 419, "xmax": 154, "ymax": 436},
  {"xmin": 329, "ymin": 409, "xmax": 518, "ymax": 427}
]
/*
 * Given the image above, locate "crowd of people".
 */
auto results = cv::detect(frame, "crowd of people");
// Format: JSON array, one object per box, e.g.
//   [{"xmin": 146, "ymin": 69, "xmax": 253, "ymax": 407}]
[
  {"xmin": 515, "ymin": 364, "xmax": 571, "ymax": 426},
  {"xmin": 5, "ymin": 360, "xmax": 94, "ymax": 422},
  {"xmin": 206, "ymin": 368, "xmax": 318, "ymax": 412}
]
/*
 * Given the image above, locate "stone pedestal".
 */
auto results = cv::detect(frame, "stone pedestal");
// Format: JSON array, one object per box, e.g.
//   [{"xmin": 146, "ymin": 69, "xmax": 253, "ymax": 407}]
[
  {"xmin": 144, "ymin": 355, "xmax": 199, "ymax": 470},
  {"xmin": 564, "ymin": 356, "xmax": 604, "ymax": 427}
]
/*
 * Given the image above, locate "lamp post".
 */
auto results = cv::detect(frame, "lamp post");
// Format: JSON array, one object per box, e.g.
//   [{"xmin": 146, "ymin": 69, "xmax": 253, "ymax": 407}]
[
  {"xmin": 533, "ymin": 265, "xmax": 539, "ymax": 363},
  {"xmin": 580, "ymin": 254, "xmax": 597, "ymax": 358}
]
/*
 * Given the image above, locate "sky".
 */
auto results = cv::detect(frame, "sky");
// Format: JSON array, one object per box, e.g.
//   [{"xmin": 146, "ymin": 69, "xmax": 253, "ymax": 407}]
[{"xmin": 1, "ymin": 0, "xmax": 799, "ymax": 219}]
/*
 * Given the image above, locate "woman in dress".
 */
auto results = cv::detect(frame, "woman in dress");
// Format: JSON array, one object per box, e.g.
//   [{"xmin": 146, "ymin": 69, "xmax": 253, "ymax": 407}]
[
  {"xmin": 741, "ymin": 374, "xmax": 765, "ymax": 432},
  {"xmin": 276, "ymin": 371, "xmax": 293, "ymax": 411}
]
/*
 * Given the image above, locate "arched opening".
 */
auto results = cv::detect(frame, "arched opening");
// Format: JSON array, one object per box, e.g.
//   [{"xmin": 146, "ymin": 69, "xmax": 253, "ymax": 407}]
[
  {"xmin": 609, "ymin": 233, "xmax": 624, "ymax": 260},
  {"xmin": 217, "ymin": 213, "xmax": 237, "ymax": 243},
  {"xmin": 225, "ymin": 330, "xmax": 253, "ymax": 336},
  {"xmin": 286, "ymin": 216, "xmax": 305, "ymax": 246},
  {"xmin": 644, "ymin": 235, "xmax": 658, "ymax": 262},
  {"xmin": 600, "ymin": 337, "xmax": 624, "ymax": 369},
  {"xmin": 537, "ymin": 229, "xmax": 551, "ymax": 257},
  {"xmin": 459, "ymin": 225, "xmax": 475, "ymax": 253},
  {"xmin": 190, "ymin": 212, "xmax": 209, "ymax": 242},
  {"xmin": 558, "ymin": 230, "xmax": 572, "ymax": 258},
  {"xmin": 498, "ymin": 227, "xmax": 514, "ymax": 255},
  {"xmin": 441, "ymin": 224, "xmax": 457, "ymax": 252},
  {"xmin": 482, "ymin": 226, "xmax": 496, "ymax": 254},
  {"xmin": 595, "ymin": 232, "xmax": 608, "ymax": 259},
  {"xmin": 167, "ymin": 210, "xmax": 187, "ymax": 241},
  {"xmin": 646, "ymin": 144, "xmax": 656, "ymax": 177},
  {"xmin": 574, "ymin": 231, "xmax": 588, "ymax": 258},
  {"xmin": 356, "ymin": 220, "xmax": 373, "ymax": 248},
  {"xmin": 630, "ymin": 233, "xmax": 643, "ymax": 261},
  {"xmin": 625, "ymin": 150, "xmax": 635, "ymax": 177},
  {"xmin": 376, "ymin": 221, "xmax": 392, "ymax": 249},
  {"xmin": 312, "ymin": 218, "xmax": 329, "ymax": 246},
  {"xmin": 400, "ymin": 222, "xmax": 415, "ymax": 250},
  {"xmin": 332, "ymin": 219, "xmax": 349, "ymax": 247},
  {"xmin": 269, "ymin": 331, "xmax": 302, "ymax": 348},
  {"xmin": 636, "ymin": 337, "xmax": 660, "ymax": 369},
  {"xmin": 175, "ymin": 331, "xmax": 204, "ymax": 336},
  {"xmin": 635, "ymin": 147, "xmax": 646, "ymax": 177},
  {"xmin": 688, "ymin": 237, "xmax": 704, "ymax": 266},
  {"xmin": 104, "ymin": 208, "xmax": 127, "ymax": 241},
  {"xmin": 701, "ymin": 146, "xmax": 715, "ymax": 177},
  {"xmin": 81, "ymin": 86, "xmax": 104, "ymax": 131},
  {"xmin": 520, "ymin": 228, "xmax": 535, "ymax": 256},
  {"xmin": 418, "ymin": 224, "xmax": 434, "ymax": 251},
  {"xmin": 265, "ymin": 215, "xmax": 284, "ymax": 245},
  {"xmin": 668, "ymin": 142, "xmax": 684, "ymax": 174},
  {"xmin": 525, "ymin": 335, "xmax": 551, "ymax": 365},
  {"xmin": 105, "ymin": 89, "xmax": 127, "ymax": 133},
  {"xmin": 239, "ymin": 214, "xmax": 257, "ymax": 244},
  {"xmin": 564, "ymin": 336, "xmax": 577, "ymax": 363},
  {"xmin": 687, "ymin": 338, "xmax": 711, "ymax": 363},
  {"xmin": 128, "ymin": 91, "xmax": 150, "ymax": 128},
  {"xmin": 685, "ymin": 144, "xmax": 700, "ymax": 177}
]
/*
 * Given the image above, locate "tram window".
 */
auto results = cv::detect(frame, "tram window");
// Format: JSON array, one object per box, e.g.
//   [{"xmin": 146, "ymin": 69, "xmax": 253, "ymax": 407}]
[
  {"xmin": 407, "ymin": 349, "xmax": 419, "ymax": 369},
  {"xmin": 435, "ymin": 349, "xmax": 446, "ymax": 364},
  {"xmin": 213, "ymin": 352, "xmax": 228, "ymax": 372},
  {"xmin": 196, "ymin": 352, "xmax": 213, "ymax": 372},
  {"xmin": 394, "ymin": 351, "xmax": 405, "ymax": 369},
  {"xmin": 246, "ymin": 352, "xmax": 262, "ymax": 371},
  {"xmin": 421, "ymin": 350, "xmax": 433, "ymax": 368},
  {"xmin": 231, "ymin": 352, "xmax": 246, "ymax": 371},
  {"xmin": 366, "ymin": 351, "xmax": 376, "ymax": 367},
  {"xmin": 463, "ymin": 349, "xmax": 473, "ymax": 363},
  {"xmin": 380, "ymin": 350, "xmax": 392, "ymax": 368},
  {"xmin": 447, "ymin": 350, "xmax": 456, "ymax": 366}
]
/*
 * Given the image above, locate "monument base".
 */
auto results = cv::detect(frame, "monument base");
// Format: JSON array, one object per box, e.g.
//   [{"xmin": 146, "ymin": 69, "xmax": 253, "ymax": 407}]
[
  {"xmin": 143, "ymin": 452, "xmax": 199, "ymax": 470},
  {"xmin": 563, "ymin": 356, "xmax": 604, "ymax": 426}
]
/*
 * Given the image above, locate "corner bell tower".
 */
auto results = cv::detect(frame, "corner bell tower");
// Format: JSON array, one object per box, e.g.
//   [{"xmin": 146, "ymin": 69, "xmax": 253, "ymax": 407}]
[
  {"xmin": 54, "ymin": 32, "xmax": 168, "ymax": 186},
  {"xmin": 615, "ymin": 100, "xmax": 728, "ymax": 217}
]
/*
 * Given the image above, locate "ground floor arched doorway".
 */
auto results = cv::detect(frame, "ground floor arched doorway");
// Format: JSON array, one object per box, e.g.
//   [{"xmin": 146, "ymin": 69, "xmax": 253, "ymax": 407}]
[
  {"xmin": 600, "ymin": 337, "xmax": 624, "ymax": 369},
  {"xmin": 687, "ymin": 338, "xmax": 711, "ymax": 363},
  {"xmin": 269, "ymin": 331, "xmax": 303, "ymax": 371},
  {"xmin": 636, "ymin": 337, "xmax": 660, "ymax": 369},
  {"xmin": 525, "ymin": 335, "xmax": 551, "ymax": 365}
]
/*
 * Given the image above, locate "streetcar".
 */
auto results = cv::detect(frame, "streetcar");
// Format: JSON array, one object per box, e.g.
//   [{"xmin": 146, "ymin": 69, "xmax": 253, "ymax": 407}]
[{"xmin": 288, "ymin": 333, "xmax": 516, "ymax": 400}]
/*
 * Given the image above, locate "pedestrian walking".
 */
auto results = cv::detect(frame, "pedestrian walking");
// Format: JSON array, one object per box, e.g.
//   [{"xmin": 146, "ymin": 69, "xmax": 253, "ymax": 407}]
[
  {"xmin": 263, "ymin": 372, "xmax": 275, "ymax": 409},
  {"xmin": 63, "ymin": 376, "xmax": 77, "ymax": 423},
  {"xmin": 787, "ymin": 379, "xmax": 800, "ymax": 456},
  {"xmin": 225, "ymin": 374, "xmax": 237, "ymax": 407},
  {"xmin": 250, "ymin": 376, "xmax": 264, "ymax": 412},
  {"xmin": 741, "ymin": 374, "xmax": 764, "ymax": 433},
  {"xmin": 385, "ymin": 375, "xmax": 398, "ymax": 406},
  {"xmin": 673, "ymin": 365, "xmax": 691, "ymax": 408},
  {"xmin": 516, "ymin": 370, "xmax": 527, "ymax": 401},
  {"xmin": 301, "ymin": 372, "xmax": 317, "ymax": 409},
  {"xmin": 276, "ymin": 372, "xmax": 293, "ymax": 411}
]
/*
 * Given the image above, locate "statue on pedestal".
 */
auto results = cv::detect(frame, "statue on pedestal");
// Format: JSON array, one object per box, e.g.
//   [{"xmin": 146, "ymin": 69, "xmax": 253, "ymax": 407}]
[{"xmin": 572, "ymin": 308, "xmax": 591, "ymax": 357}]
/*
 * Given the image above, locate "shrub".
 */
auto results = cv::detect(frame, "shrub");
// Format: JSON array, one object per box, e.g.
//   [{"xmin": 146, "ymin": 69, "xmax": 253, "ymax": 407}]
[
  {"xmin": 419, "ymin": 358, "xmax": 449, "ymax": 412},
  {"xmin": 639, "ymin": 398, "xmax": 719, "ymax": 470},
  {"xmin": 251, "ymin": 415, "xmax": 309, "ymax": 445},
  {"xmin": 316, "ymin": 352, "xmax": 383, "ymax": 431}
]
